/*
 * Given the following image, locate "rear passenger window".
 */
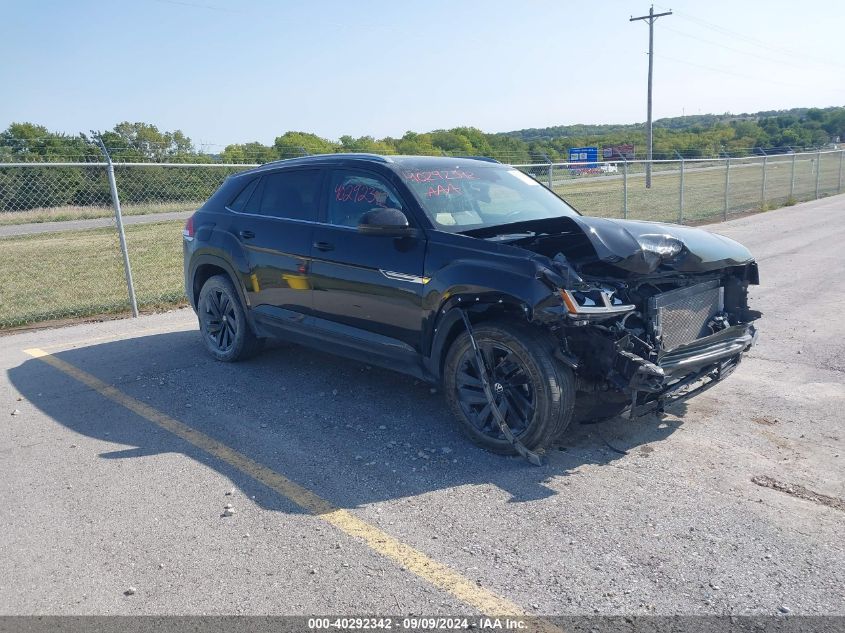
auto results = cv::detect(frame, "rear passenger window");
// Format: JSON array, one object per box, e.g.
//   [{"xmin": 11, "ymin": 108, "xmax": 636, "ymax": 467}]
[
  {"xmin": 255, "ymin": 169, "xmax": 322, "ymax": 221},
  {"xmin": 228, "ymin": 178, "xmax": 259, "ymax": 212}
]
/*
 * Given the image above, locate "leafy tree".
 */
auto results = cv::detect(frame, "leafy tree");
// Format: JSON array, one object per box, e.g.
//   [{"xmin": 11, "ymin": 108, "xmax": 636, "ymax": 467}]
[
  {"xmin": 95, "ymin": 121, "xmax": 195, "ymax": 161},
  {"xmin": 428, "ymin": 130, "xmax": 475, "ymax": 155},
  {"xmin": 274, "ymin": 131, "xmax": 336, "ymax": 158},
  {"xmin": 823, "ymin": 110, "xmax": 845, "ymax": 140},
  {"xmin": 220, "ymin": 142, "xmax": 277, "ymax": 164},
  {"xmin": 337, "ymin": 135, "xmax": 394, "ymax": 154},
  {"xmin": 0, "ymin": 122, "xmax": 97, "ymax": 161},
  {"xmin": 396, "ymin": 131, "xmax": 439, "ymax": 156}
]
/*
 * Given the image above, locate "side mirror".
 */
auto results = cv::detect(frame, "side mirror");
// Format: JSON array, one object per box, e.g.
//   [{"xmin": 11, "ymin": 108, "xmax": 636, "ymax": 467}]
[{"xmin": 357, "ymin": 208, "xmax": 418, "ymax": 237}]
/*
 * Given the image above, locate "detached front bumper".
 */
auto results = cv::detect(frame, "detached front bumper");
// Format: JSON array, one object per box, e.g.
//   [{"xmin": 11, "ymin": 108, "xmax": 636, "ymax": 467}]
[{"xmin": 623, "ymin": 322, "xmax": 757, "ymax": 418}]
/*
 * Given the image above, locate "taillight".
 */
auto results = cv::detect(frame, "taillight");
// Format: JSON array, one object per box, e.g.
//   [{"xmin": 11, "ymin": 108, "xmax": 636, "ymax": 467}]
[{"xmin": 183, "ymin": 215, "xmax": 195, "ymax": 240}]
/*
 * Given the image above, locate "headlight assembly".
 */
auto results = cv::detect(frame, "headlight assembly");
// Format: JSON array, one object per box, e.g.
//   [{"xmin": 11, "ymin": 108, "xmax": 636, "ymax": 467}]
[
  {"xmin": 559, "ymin": 287, "xmax": 635, "ymax": 317},
  {"xmin": 638, "ymin": 233, "xmax": 684, "ymax": 259}
]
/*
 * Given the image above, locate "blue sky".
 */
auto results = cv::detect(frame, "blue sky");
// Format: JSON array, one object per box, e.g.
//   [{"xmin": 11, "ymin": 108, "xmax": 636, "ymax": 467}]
[{"xmin": 2, "ymin": 0, "xmax": 843, "ymax": 149}]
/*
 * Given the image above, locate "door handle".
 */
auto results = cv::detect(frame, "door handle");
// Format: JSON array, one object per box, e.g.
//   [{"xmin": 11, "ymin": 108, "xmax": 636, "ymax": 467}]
[
  {"xmin": 239, "ymin": 230, "xmax": 255, "ymax": 239},
  {"xmin": 313, "ymin": 241, "xmax": 334, "ymax": 251}
]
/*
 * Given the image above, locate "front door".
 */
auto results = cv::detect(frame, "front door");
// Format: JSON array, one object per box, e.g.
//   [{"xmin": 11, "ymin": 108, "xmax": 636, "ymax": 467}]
[{"xmin": 310, "ymin": 169, "xmax": 427, "ymax": 354}]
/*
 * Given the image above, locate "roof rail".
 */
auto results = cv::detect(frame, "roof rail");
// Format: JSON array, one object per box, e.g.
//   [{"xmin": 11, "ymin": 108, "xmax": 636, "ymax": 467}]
[
  {"xmin": 324, "ymin": 152, "xmax": 394, "ymax": 162},
  {"xmin": 258, "ymin": 153, "xmax": 394, "ymax": 168},
  {"xmin": 452, "ymin": 155, "xmax": 501, "ymax": 164}
]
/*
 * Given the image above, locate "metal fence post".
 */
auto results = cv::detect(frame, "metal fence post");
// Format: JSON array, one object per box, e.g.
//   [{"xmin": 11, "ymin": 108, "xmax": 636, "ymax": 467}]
[
  {"xmin": 536, "ymin": 152, "xmax": 554, "ymax": 190},
  {"xmin": 761, "ymin": 154, "xmax": 768, "ymax": 209},
  {"xmin": 815, "ymin": 149, "xmax": 821, "ymax": 199},
  {"xmin": 790, "ymin": 150, "xmax": 796, "ymax": 199},
  {"xmin": 622, "ymin": 158, "xmax": 628, "ymax": 219},
  {"xmin": 97, "ymin": 139, "xmax": 139, "ymax": 318},
  {"xmin": 675, "ymin": 151, "xmax": 684, "ymax": 223},
  {"xmin": 723, "ymin": 156, "xmax": 730, "ymax": 220},
  {"xmin": 839, "ymin": 149, "xmax": 844, "ymax": 193}
]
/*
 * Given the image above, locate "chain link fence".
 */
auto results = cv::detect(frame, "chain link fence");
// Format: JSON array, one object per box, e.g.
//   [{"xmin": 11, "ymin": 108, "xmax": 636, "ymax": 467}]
[
  {"xmin": 0, "ymin": 161, "xmax": 255, "ymax": 328},
  {"xmin": 1, "ymin": 149, "xmax": 843, "ymax": 329},
  {"xmin": 515, "ymin": 149, "xmax": 843, "ymax": 223}
]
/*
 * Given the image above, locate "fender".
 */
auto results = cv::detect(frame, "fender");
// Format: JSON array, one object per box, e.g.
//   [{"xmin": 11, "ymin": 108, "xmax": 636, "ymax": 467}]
[
  {"xmin": 188, "ymin": 253, "xmax": 255, "ymax": 329},
  {"xmin": 422, "ymin": 255, "xmax": 552, "ymax": 340},
  {"xmin": 207, "ymin": 226, "xmax": 252, "ymax": 282},
  {"xmin": 423, "ymin": 298, "xmax": 530, "ymax": 381},
  {"xmin": 421, "ymin": 258, "xmax": 553, "ymax": 380},
  {"xmin": 187, "ymin": 213, "xmax": 253, "ymax": 305}
]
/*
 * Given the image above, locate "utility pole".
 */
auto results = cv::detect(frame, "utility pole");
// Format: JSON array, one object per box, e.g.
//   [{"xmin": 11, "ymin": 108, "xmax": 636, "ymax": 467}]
[{"xmin": 631, "ymin": 5, "xmax": 672, "ymax": 188}]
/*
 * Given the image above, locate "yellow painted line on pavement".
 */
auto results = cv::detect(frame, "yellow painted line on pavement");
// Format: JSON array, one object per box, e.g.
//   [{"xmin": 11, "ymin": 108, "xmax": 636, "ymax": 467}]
[
  {"xmin": 38, "ymin": 323, "xmax": 197, "ymax": 352},
  {"xmin": 23, "ymin": 347, "xmax": 559, "ymax": 627}
]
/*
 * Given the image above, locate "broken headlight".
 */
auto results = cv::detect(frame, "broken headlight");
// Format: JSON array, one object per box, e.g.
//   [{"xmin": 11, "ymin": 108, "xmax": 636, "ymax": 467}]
[
  {"xmin": 559, "ymin": 287, "xmax": 635, "ymax": 318},
  {"xmin": 638, "ymin": 234, "xmax": 684, "ymax": 260}
]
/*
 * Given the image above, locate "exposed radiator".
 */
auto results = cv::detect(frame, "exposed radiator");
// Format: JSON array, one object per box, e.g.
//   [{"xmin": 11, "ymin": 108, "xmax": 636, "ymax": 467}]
[{"xmin": 649, "ymin": 279, "xmax": 724, "ymax": 351}]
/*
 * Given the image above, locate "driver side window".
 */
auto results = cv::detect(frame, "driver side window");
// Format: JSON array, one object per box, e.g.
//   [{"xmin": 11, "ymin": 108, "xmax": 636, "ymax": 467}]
[{"xmin": 326, "ymin": 171, "xmax": 405, "ymax": 228}]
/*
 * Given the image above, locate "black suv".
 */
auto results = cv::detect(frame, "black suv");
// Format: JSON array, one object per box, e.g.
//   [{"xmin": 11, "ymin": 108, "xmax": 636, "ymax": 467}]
[{"xmin": 183, "ymin": 154, "xmax": 759, "ymax": 458}]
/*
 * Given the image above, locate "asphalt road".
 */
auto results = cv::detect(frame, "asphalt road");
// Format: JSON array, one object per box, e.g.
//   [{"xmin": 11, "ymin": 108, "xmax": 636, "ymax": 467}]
[
  {"xmin": 0, "ymin": 210, "xmax": 193, "ymax": 237},
  {"xmin": 1, "ymin": 196, "xmax": 843, "ymax": 618}
]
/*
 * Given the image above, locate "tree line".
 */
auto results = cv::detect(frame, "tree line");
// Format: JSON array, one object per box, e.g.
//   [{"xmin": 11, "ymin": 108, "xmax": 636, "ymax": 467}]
[
  {"xmin": 1, "ymin": 107, "xmax": 843, "ymax": 212},
  {"xmin": 1, "ymin": 105, "xmax": 843, "ymax": 165}
]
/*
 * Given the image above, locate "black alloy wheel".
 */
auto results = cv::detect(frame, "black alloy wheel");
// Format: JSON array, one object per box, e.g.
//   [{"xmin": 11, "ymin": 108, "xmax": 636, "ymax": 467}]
[
  {"xmin": 202, "ymin": 287, "xmax": 238, "ymax": 353},
  {"xmin": 443, "ymin": 320, "xmax": 575, "ymax": 455},
  {"xmin": 197, "ymin": 275, "xmax": 264, "ymax": 362},
  {"xmin": 455, "ymin": 341, "xmax": 535, "ymax": 438}
]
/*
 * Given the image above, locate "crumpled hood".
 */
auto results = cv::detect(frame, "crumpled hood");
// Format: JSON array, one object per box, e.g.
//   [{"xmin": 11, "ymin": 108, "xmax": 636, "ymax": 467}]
[
  {"xmin": 464, "ymin": 215, "xmax": 756, "ymax": 275},
  {"xmin": 571, "ymin": 215, "xmax": 754, "ymax": 274}
]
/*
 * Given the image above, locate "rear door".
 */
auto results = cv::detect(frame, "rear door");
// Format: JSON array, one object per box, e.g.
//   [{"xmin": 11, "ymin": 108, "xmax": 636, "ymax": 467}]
[
  {"xmin": 228, "ymin": 168, "xmax": 323, "ymax": 322},
  {"xmin": 310, "ymin": 169, "xmax": 427, "ymax": 354}
]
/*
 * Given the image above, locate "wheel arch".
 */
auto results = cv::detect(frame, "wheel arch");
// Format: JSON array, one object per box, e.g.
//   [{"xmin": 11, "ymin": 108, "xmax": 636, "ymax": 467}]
[
  {"xmin": 189, "ymin": 254, "xmax": 250, "ymax": 314},
  {"xmin": 426, "ymin": 294, "xmax": 532, "ymax": 382}
]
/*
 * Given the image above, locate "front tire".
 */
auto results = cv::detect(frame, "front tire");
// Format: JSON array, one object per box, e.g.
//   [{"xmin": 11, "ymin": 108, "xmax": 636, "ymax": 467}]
[
  {"xmin": 443, "ymin": 320, "xmax": 575, "ymax": 455},
  {"xmin": 197, "ymin": 275, "xmax": 263, "ymax": 362}
]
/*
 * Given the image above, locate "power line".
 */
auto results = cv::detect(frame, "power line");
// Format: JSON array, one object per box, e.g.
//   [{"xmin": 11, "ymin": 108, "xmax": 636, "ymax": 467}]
[
  {"xmin": 655, "ymin": 4, "xmax": 845, "ymax": 71},
  {"xmin": 659, "ymin": 24, "xmax": 807, "ymax": 69},
  {"xmin": 655, "ymin": 54, "xmax": 808, "ymax": 89},
  {"xmin": 630, "ymin": 5, "xmax": 672, "ymax": 188},
  {"xmin": 150, "ymin": 0, "xmax": 241, "ymax": 12}
]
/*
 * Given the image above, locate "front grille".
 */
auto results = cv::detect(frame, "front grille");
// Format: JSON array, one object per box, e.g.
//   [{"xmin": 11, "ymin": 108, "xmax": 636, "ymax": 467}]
[{"xmin": 649, "ymin": 279, "xmax": 724, "ymax": 351}]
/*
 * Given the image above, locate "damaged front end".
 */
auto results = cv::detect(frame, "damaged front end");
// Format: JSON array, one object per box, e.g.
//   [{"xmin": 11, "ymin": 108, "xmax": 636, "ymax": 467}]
[
  {"xmin": 526, "ymin": 223, "xmax": 761, "ymax": 420},
  {"xmin": 567, "ymin": 279, "xmax": 757, "ymax": 418}
]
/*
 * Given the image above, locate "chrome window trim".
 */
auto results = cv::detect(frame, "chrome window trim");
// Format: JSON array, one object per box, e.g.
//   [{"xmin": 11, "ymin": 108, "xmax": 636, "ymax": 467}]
[
  {"xmin": 379, "ymin": 270, "xmax": 429, "ymax": 285},
  {"xmin": 225, "ymin": 207, "xmax": 350, "ymax": 229}
]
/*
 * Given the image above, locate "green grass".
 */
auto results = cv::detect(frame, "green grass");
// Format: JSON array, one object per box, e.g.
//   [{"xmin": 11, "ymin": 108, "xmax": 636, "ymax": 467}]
[
  {"xmin": 552, "ymin": 154, "xmax": 842, "ymax": 222},
  {"xmin": 0, "ymin": 220, "xmax": 186, "ymax": 328}
]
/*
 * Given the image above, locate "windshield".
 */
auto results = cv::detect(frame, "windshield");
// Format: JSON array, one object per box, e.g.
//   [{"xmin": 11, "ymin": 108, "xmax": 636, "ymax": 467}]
[{"xmin": 398, "ymin": 165, "xmax": 579, "ymax": 233}]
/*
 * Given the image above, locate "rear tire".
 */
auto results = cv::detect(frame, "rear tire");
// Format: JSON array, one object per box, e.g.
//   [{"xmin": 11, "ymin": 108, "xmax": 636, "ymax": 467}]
[
  {"xmin": 197, "ymin": 274, "xmax": 264, "ymax": 362},
  {"xmin": 443, "ymin": 320, "xmax": 575, "ymax": 455}
]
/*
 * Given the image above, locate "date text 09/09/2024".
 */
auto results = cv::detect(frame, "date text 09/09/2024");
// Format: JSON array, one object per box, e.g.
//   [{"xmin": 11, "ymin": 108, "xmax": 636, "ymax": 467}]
[{"xmin": 307, "ymin": 617, "xmax": 530, "ymax": 630}]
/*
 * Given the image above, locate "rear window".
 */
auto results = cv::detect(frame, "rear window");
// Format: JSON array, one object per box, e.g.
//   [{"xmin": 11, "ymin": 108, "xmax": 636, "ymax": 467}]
[
  {"xmin": 228, "ymin": 177, "xmax": 259, "ymax": 212},
  {"xmin": 255, "ymin": 169, "xmax": 322, "ymax": 221}
]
